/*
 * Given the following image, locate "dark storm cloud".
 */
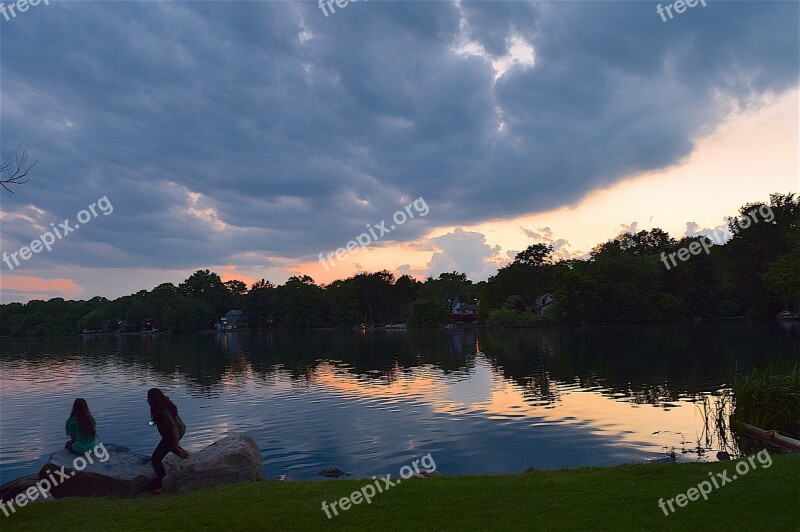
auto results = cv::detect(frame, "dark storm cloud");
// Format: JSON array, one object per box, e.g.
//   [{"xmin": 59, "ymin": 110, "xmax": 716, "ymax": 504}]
[{"xmin": 1, "ymin": 1, "xmax": 797, "ymax": 270}]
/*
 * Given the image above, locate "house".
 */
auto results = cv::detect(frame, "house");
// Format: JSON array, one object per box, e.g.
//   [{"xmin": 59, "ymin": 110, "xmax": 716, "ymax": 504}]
[
  {"xmin": 451, "ymin": 300, "xmax": 478, "ymax": 323},
  {"xmin": 534, "ymin": 293, "xmax": 555, "ymax": 317},
  {"xmin": 449, "ymin": 296, "xmax": 462, "ymax": 315},
  {"xmin": 450, "ymin": 297, "xmax": 478, "ymax": 316},
  {"xmin": 217, "ymin": 309, "xmax": 245, "ymax": 330},
  {"xmin": 459, "ymin": 303, "xmax": 478, "ymax": 316}
]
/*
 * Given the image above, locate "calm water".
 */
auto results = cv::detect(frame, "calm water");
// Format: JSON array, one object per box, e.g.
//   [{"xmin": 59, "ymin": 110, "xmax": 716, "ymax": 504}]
[{"xmin": 1, "ymin": 322, "xmax": 798, "ymax": 483}]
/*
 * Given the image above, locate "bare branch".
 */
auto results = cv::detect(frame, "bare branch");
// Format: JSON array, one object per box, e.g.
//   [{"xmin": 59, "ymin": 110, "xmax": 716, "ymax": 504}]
[{"xmin": 1, "ymin": 145, "xmax": 36, "ymax": 193}]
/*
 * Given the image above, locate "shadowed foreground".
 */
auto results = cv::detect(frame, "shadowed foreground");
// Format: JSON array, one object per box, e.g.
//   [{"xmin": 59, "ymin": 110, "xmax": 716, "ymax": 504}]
[{"xmin": 5, "ymin": 454, "xmax": 799, "ymax": 531}]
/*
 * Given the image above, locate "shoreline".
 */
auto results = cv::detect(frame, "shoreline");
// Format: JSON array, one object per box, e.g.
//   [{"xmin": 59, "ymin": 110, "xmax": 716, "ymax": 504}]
[{"xmin": 3, "ymin": 315, "xmax": 787, "ymax": 339}]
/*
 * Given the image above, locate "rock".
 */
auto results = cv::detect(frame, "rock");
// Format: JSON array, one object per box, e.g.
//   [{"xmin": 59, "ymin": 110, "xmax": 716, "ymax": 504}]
[
  {"xmin": 0, "ymin": 474, "xmax": 46, "ymax": 502},
  {"xmin": 646, "ymin": 456, "xmax": 676, "ymax": 464},
  {"xmin": 36, "ymin": 434, "xmax": 262, "ymax": 498},
  {"xmin": 161, "ymin": 434, "xmax": 262, "ymax": 494},
  {"xmin": 38, "ymin": 443, "xmax": 156, "ymax": 498},
  {"xmin": 317, "ymin": 467, "xmax": 349, "ymax": 478}
]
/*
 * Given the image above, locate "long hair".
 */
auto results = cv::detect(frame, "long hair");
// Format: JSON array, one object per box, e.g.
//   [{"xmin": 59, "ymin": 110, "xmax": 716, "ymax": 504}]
[
  {"xmin": 148, "ymin": 388, "xmax": 178, "ymax": 422},
  {"xmin": 70, "ymin": 398, "xmax": 97, "ymax": 438}
]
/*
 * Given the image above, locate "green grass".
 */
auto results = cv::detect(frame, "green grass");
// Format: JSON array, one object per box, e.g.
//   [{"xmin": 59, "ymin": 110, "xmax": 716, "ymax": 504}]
[
  {"xmin": 732, "ymin": 363, "xmax": 800, "ymax": 436},
  {"xmin": 5, "ymin": 454, "xmax": 799, "ymax": 531}
]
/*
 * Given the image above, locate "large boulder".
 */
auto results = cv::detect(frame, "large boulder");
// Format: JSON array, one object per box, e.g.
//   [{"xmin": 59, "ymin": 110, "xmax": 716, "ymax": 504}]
[
  {"xmin": 36, "ymin": 434, "xmax": 261, "ymax": 498},
  {"xmin": 38, "ymin": 443, "xmax": 155, "ymax": 498},
  {"xmin": 0, "ymin": 474, "xmax": 51, "ymax": 502},
  {"xmin": 162, "ymin": 434, "xmax": 262, "ymax": 493}
]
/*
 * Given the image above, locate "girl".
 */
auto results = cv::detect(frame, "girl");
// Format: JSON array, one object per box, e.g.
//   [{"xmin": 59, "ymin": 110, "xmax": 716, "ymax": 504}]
[
  {"xmin": 65, "ymin": 398, "xmax": 99, "ymax": 454},
  {"xmin": 147, "ymin": 388, "xmax": 188, "ymax": 489}
]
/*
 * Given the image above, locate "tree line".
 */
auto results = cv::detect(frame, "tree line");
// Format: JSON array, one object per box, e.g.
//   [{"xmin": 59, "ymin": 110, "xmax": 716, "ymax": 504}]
[{"xmin": 0, "ymin": 193, "xmax": 796, "ymax": 336}]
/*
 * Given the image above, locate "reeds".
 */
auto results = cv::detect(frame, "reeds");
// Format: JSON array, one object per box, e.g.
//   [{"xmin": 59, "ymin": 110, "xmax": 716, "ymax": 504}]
[
  {"xmin": 731, "ymin": 363, "xmax": 800, "ymax": 437},
  {"xmin": 696, "ymin": 392, "xmax": 738, "ymax": 457}
]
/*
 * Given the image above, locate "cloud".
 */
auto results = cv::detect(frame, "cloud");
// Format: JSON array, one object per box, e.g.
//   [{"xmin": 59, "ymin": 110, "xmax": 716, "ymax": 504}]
[
  {"xmin": 684, "ymin": 221, "xmax": 732, "ymax": 245},
  {"xmin": 0, "ymin": 275, "xmax": 82, "ymax": 302},
  {"xmin": 426, "ymin": 228, "xmax": 503, "ymax": 281},
  {"xmin": 219, "ymin": 265, "xmax": 259, "ymax": 288},
  {"xmin": 520, "ymin": 226, "xmax": 553, "ymax": 240},
  {"xmin": 518, "ymin": 226, "xmax": 579, "ymax": 261}
]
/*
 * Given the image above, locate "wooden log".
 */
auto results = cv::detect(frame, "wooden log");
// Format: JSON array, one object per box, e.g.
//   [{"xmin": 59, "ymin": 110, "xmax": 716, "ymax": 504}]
[{"xmin": 742, "ymin": 423, "xmax": 800, "ymax": 451}]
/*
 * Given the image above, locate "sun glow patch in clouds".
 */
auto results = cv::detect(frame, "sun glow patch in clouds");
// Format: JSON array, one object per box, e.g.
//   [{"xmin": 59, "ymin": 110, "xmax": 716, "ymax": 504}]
[
  {"xmin": 0, "ymin": 205, "xmax": 46, "ymax": 232},
  {"xmin": 493, "ymin": 36, "xmax": 536, "ymax": 80},
  {"xmin": 219, "ymin": 264, "xmax": 259, "ymax": 287},
  {"xmin": 0, "ymin": 275, "xmax": 82, "ymax": 299},
  {"xmin": 452, "ymin": 1, "xmax": 535, "ymax": 82},
  {"xmin": 2, "ymin": 196, "xmax": 114, "ymax": 271},
  {"xmin": 451, "ymin": 12, "xmax": 534, "ymax": 134},
  {"xmin": 169, "ymin": 183, "xmax": 227, "ymax": 231},
  {"xmin": 187, "ymin": 191, "xmax": 226, "ymax": 231},
  {"xmin": 453, "ymin": 34, "xmax": 536, "ymax": 81},
  {"xmin": 318, "ymin": 197, "xmax": 430, "ymax": 271}
]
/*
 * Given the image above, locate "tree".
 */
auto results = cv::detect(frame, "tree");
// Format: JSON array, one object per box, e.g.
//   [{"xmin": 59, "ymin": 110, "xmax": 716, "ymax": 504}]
[
  {"xmin": 160, "ymin": 296, "xmax": 214, "ymax": 333},
  {"xmin": 179, "ymin": 270, "xmax": 231, "ymax": 319},
  {"xmin": 245, "ymin": 279, "xmax": 275, "ymax": 328},
  {"xmin": 419, "ymin": 272, "xmax": 473, "ymax": 315},
  {"xmin": 513, "ymin": 243, "xmax": 554, "ymax": 267},
  {"xmin": 325, "ymin": 271, "xmax": 406, "ymax": 326},
  {"xmin": 762, "ymin": 224, "xmax": 800, "ymax": 306},
  {"xmin": 718, "ymin": 193, "xmax": 799, "ymax": 317},
  {"xmin": 225, "ymin": 280, "xmax": 248, "ymax": 297},
  {"xmin": 273, "ymin": 276, "xmax": 326, "ymax": 328},
  {"xmin": 407, "ymin": 298, "xmax": 447, "ymax": 328},
  {"xmin": 591, "ymin": 228, "xmax": 675, "ymax": 258},
  {"xmin": 394, "ymin": 274, "xmax": 420, "ymax": 322},
  {"xmin": 552, "ymin": 260, "xmax": 603, "ymax": 324},
  {"xmin": 1, "ymin": 145, "xmax": 35, "ymax": 192},
  {"xmin": 80, "ymin": 309, "xmax": 107, "ymax": 331},
  {"xmin": 483, "ymin": 255, "xmax": 553, "ymax": 312},
  {"xmin": 148, "ymin": 283, "xmax": 178, "ymax": 314}
]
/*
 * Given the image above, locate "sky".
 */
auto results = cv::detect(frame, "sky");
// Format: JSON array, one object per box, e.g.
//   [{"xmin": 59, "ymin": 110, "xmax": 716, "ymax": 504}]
[{"xmin": 0, "ymin": 0, "xmax": 798, "ymax": 303}]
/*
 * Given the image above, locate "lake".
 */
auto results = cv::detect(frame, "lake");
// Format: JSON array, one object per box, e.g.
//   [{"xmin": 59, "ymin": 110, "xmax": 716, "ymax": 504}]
[{"xmin": 1, "ymin": 322, "xmax": 798, "ymax": 483}]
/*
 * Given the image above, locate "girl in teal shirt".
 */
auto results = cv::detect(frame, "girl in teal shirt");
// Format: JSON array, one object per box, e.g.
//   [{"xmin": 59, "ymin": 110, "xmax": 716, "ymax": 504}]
[{"xmin": 65, "ymin": 398, "xmax": 99, "ymax": 454}]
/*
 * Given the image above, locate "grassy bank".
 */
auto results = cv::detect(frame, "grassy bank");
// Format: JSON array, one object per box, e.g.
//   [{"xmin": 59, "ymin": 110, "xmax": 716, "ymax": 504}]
[{"xmin": 6, "ymin": 454, "xmax": 799, "ymax": 531}]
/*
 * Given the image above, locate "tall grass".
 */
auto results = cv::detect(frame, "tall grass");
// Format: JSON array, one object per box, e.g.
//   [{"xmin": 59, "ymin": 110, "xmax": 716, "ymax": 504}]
[
  {"xmin": 731, "ymin": 363, "xmax": 800, "ymax": 437},
  {"xmin": 696, "ymin": 392, "xmax": 738, "ymax": 456}
]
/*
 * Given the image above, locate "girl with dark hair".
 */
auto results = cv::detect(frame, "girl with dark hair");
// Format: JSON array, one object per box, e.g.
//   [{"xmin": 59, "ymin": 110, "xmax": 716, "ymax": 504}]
[
  {"xmin": 147, "ymin": 388, "xmax": 188, "ymax": 489},
  {"xmin": 65, "ymin": 398, "xmax": 99, "ymax": 454}
]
